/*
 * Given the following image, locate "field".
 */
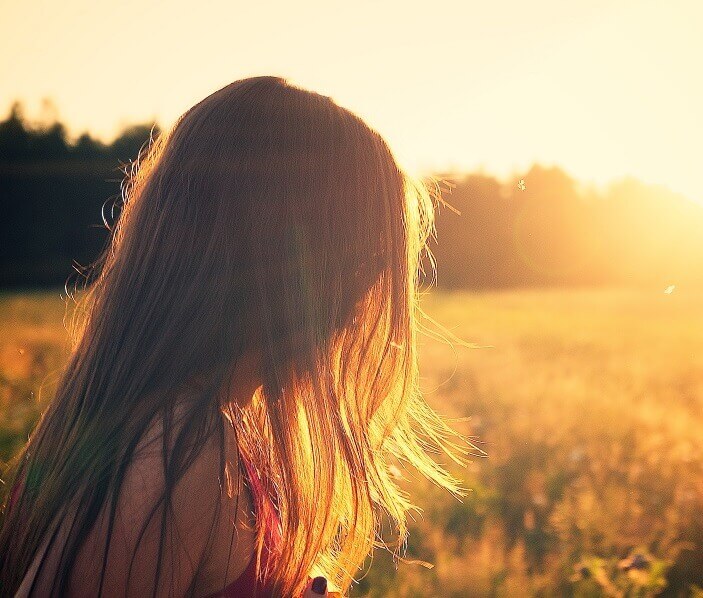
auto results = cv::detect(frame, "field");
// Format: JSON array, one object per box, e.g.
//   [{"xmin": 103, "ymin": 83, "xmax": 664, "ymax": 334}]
[{"xmin": 2, "ymin": 288, "xmax": 702, "ymax": 596}]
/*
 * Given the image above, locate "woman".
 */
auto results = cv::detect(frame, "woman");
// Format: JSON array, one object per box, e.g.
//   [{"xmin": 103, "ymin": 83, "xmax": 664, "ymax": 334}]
[{"xmin": 0, "ymin": 76, "xmax": 468, "ymax": 597}]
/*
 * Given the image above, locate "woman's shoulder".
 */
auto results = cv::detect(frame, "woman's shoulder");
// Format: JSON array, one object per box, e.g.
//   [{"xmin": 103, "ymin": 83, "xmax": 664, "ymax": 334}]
[
  {"xmin": 64, "ymin": 405, "xmax": 257, "ymax": 596},
  {"xmin": 124, "ymin": 406, "xmax": 257, "ymax": 591}
]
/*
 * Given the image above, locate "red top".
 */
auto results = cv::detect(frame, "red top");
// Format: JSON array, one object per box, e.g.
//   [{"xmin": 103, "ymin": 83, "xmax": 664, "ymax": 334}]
[{"xmin": 203, "ymin": 454, "xmax": 281, "ymax": 597}]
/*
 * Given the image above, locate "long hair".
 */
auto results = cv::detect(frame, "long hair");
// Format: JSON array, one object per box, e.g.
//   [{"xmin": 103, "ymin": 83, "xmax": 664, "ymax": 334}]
[{"xmin": 0, "ymin": 76, "xmax": 469, "ymax": 596}]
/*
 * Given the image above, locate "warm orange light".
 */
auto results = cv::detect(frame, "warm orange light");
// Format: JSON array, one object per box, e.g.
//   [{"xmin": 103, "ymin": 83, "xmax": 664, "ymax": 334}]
[{"xmin": 1, "ymin": 0, "xmax": 700, "ymax": 204}]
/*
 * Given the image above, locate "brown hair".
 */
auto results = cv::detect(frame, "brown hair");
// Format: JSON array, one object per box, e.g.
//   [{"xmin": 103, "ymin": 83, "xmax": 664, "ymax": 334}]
[{"xmin": 0, "ymin": 76, "xmax": 469, "ymax": 596}]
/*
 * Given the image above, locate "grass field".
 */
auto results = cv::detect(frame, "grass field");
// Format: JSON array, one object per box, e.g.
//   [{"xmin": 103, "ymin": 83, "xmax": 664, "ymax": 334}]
[{"xmin": 2, "ymin": 288, "xmax": 702, "ymax": 597}]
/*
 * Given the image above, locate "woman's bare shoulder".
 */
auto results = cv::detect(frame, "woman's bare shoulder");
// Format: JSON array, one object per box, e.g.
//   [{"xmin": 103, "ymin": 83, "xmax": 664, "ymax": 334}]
[{"xmin": 58, "ymin": 405, "xmax": 256, "ymax": 596}]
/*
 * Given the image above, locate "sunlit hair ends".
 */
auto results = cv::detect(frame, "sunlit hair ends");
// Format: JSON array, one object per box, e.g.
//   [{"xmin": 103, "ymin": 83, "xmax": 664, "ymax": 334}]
[{"xmin": 0, "ymin": 76, "xmax": 470, "ymax": 596}]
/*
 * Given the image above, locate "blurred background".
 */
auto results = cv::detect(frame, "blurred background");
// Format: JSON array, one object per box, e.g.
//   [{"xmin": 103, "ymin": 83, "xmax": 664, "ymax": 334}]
[{"xmin": 1, "ymin": 0, "xmax": 702, "ymax": 595}]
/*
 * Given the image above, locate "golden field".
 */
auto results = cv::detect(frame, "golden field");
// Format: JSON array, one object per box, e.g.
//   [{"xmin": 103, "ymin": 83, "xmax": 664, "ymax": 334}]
[{"xmin": 2, "ymin": 288, "xmax": 702, "ymax": 597}]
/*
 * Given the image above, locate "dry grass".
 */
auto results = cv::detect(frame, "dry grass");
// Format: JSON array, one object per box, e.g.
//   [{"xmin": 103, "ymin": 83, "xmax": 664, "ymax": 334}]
[{"xmin": 2, "ymin": 287, "xmax": 702, "ymax": 596}]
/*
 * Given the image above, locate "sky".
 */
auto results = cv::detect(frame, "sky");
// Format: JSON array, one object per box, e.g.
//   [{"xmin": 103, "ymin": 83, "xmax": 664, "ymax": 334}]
[{"xmin": 1, "ymin": 0, "xmax": 701, "ymax": 203}]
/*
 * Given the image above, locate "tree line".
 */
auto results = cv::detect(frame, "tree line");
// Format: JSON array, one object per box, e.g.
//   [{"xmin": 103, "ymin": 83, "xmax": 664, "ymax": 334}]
[{"xmin": 1, "ymin": 102, "xmax": 702, "ymax": 289}]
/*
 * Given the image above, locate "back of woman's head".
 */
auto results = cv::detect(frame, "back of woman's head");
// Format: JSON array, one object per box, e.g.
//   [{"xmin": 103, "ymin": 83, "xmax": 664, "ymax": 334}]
[{"xmin": 0, "ymin": 76, "xmax": 467, "ymax": 596}]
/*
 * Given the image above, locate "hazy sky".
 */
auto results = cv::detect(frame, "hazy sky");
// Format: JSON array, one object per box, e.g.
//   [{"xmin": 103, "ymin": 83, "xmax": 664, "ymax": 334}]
[{"xmin": 1, "ymin": 0, "xmax": 701, "ymax": 202}]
